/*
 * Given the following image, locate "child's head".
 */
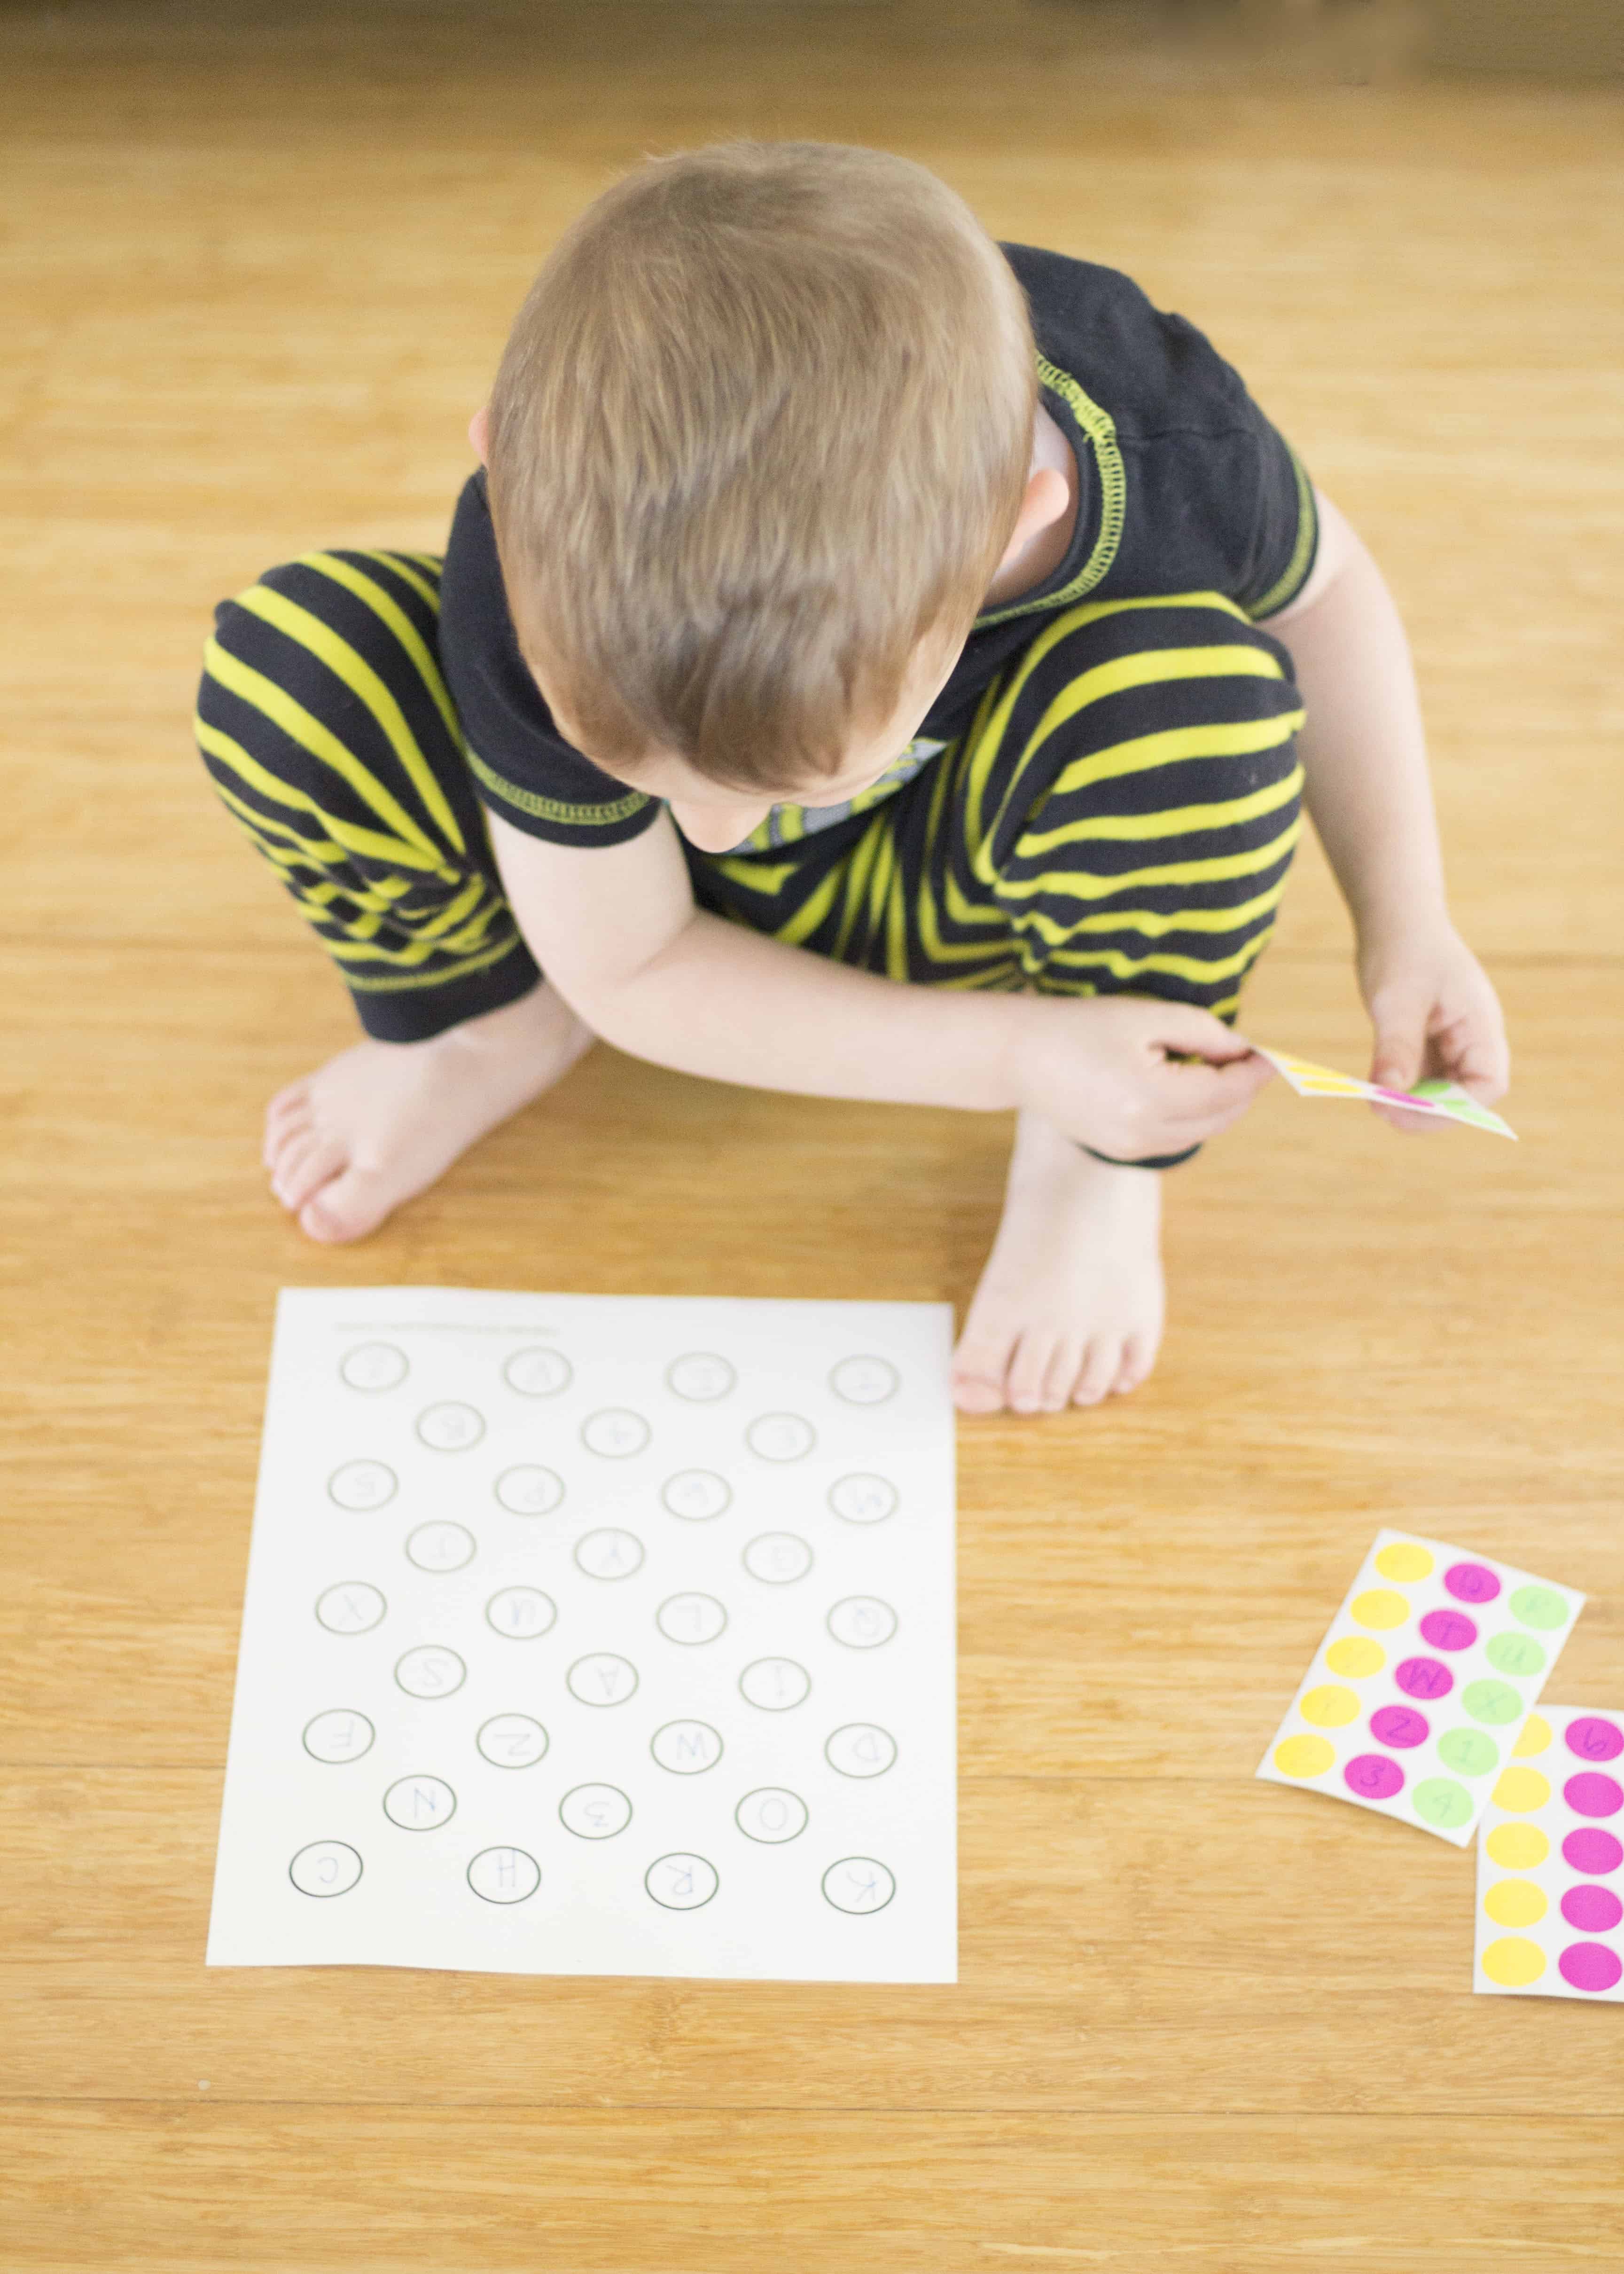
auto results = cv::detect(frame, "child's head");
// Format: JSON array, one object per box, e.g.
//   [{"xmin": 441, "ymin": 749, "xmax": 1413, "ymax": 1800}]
[{"xmin": 485, "ymin": 141, "xmax": 1038, "ymax": 817}]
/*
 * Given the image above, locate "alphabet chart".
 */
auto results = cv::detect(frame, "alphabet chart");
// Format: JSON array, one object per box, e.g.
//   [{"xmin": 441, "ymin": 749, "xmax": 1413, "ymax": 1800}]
[
  {"xmin": 1475, "ymin": 1706, "xmax": 1624, "ymax": 2001},
  {"xmin": 206, "ymin": 1287, "xmax": 957, "ymax": 1983},
  {"xmin": 1257, "ymin": 1530, "xmax": 1582, "ymax": 1846}
]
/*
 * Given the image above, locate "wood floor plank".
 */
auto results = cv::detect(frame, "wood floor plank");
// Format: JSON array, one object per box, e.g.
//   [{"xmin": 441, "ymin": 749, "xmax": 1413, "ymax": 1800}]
[{"xmin": 3, "ymin": 3, "xmax": 1622, "ymax": 2265}]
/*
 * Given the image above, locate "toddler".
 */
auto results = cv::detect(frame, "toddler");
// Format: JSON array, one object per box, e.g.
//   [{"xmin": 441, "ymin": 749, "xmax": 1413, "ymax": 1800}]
[{"xmin": 196, "ymin": 141, "xmax": 1508, "ymax": 1414}]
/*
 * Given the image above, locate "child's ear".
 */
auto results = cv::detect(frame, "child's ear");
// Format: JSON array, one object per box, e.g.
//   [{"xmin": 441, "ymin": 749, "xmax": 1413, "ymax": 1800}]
[{"xmin": 468, "ymin": 405, "xmax": 491, "ymax": 465}]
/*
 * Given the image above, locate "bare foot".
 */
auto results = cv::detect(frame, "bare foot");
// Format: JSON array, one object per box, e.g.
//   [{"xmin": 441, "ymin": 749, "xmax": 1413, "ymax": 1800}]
[
  {"xmin": 262, "ymin": 984, "xmax": 593, "ymax": 1243},
  {"xmin": 952, "ymin": 1111, "xmax": 1165, "ymax": 1415}
]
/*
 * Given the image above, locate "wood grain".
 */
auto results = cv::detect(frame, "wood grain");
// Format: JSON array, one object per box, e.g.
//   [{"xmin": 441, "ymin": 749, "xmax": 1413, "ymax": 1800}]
[{"xmin": 2, "ymin": 4, "xmax": 1621, "ymax": 2268}]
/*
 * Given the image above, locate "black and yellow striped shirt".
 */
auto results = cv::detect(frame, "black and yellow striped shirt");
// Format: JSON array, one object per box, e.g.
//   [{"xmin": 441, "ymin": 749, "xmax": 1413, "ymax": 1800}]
[{"xmin": 443, "ymin": 245, "xmax": 1318, "ymax": 851}]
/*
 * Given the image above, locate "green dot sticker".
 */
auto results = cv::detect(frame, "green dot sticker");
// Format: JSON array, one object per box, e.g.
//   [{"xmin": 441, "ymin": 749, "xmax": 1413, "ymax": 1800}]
[
  {"xmin": 1412, "ymin": 1776, "xmax": 1473, "ymax": 1830},
  {"xmin": 1486, "ymin": 1631, "xmax": 1546, "ymax": 1678},
  {"xmin": 1439, "ymin": 1727, "xmax": 1499, "ymax": 1778},
  {"xmin": 1509, "ymin": 1584, "xmax": 1569, "ymax": 1632},
  {"xmin": 1462, "ymin": 1679, "xmax": 1523, "ymax": 1726}
]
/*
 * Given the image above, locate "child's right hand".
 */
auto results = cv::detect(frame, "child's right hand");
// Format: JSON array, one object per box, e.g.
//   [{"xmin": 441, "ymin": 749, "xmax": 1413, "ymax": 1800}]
[{"xmin": 1015, "ymin": 994, "xmax": 1273, "ymax": 1159}]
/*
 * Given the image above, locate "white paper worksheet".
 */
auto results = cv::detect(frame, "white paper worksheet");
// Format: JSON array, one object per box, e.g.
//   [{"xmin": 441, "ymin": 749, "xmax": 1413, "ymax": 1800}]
[{"xmin": 207, "ymin": 1287, "xmax": 958, "ymax": 1983}]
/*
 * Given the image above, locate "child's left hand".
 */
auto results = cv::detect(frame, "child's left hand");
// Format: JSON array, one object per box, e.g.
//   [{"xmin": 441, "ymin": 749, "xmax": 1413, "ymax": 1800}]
[{"xmin": 1358, "ymin": 918, "xmax": 1511, "ymax": 1134}]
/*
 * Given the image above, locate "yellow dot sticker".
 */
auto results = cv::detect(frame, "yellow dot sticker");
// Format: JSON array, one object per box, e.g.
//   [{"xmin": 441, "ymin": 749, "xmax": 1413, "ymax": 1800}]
[
  {"xmin": 1350, "ymin": 1589, "xmax": 1409, "ymax": 1631},
  {"xmin": 1512, "ymin": 1713, "xmax": 1553, "ymax": 1758},
  {"xmin": 1491, "ymin": 1767, "xmax": 1552, "ymax": 1813},
  {"xmin": 1273, "ymin": 1734, "xmax": 1335, "ymax": 1780},
  {"xmin": 1327, "ymin": 1637, "xmax": 1386, "ymax": 1678},
  {"xmin": 1484, "ymin": 1878, "xmax": 1548, "ymax": 1929},
  {"xmin": 1482, "ymin": 1937, "xmax": 1546, "ymax": 1989},
  {"xmin": 1486, "ymin": 1821, "xmax": 1550, "ymax": 1870},
  {"xmin": 1300, "ymin": 1685, "xmax": 1361, "ymax": 1728},
  {"xmin": 1375, "ymin": 1542, "xmax": 1434, "ymax": 1583}
]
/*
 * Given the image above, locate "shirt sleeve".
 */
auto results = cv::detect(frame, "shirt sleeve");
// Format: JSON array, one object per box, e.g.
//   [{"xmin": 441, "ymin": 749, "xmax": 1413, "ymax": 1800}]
[
  {"xmin": 437, "ymin": 471, "xmax": 659, "ymax": 847},
  {"xmin": 1108, "ymin": 309, "xmax": 1319, "ymax": 620}
]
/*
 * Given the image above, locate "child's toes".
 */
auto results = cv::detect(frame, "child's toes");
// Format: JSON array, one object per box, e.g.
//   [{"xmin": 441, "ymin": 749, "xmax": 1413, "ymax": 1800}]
[
  {"xmin": 298, "ymin": 1165, "xmax": 392, "ymax": 1246},
  {"xmin": 951, "ymin": 1314, "xmax": 1019, "ymax": 1413},
  {"xmin": 1071, "ymin": 1337, "xmax": 1123, "ymax": 1407},
  {"xmin": 271, "ymin": 1134, "xmax": 347, "ymax": 1213},
  {"xmin": 1112, "ymin": 1332, "xmax": 1157, "ymax": 1397},
  {"xmin": 1039, "ymin": 1339, "xmax": 1085, "ymax": 1412},
  {"xmin": 265, "ymin": 1078, "xmax": 313, "ymax": 1135},
  {"xmin": 1005, "ymin": 1332, "xmax": 1057, "ymax": 1415}
]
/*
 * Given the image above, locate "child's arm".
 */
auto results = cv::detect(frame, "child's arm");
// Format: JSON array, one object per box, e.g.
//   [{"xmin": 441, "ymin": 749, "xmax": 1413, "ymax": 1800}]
[
  {"xmin": 487, "ymin": 810, "xmax": 1272, "ymax": 1160},
  {"xmin": 1265, "ymin": 488, "xmax": 1510, "ymax": 1121}
]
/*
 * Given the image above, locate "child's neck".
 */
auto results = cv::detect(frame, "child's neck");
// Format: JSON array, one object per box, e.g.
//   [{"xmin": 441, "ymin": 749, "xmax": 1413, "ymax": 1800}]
[{"xmin": 981, "ymin": 404, "xmax": 1080, "ymax": 607}]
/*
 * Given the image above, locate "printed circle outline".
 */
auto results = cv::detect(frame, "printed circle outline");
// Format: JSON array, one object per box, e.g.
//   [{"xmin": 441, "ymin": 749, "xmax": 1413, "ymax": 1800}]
[
  {"xmin": 573, "ymin": 1528, "xmax": 646, "ymax": 1581},
  {"xmin": 383, "ymin": 1774, "xmax": 457, "ymax": 1831},
  {"xmin": 315, "ymin": 1582, "xmax": 386, "ymax": 1634},
  {"xmin": 559, "ymin": 1783, "xmax": 633, "ymax": 1839},
  {"xmin": 735, "ymin": 1787, "xmax": 809, "ymax": 1844},
  {"xmin": 825, "ymin": 1723, "xmax": 899, "ymax": 1779},
  {"xmin": 581, "ymin": 1407, "xmax": 651, "ymax": 1459},
  {"xmin": 466, "ymin": 1846, "xmax": 540, "ymax": 1904},
  {"xmin": 665, "ymin": 1352, "xmax": 737, "ymax": 1402},
  {"xmin": 821, "ymin": 1857, "xmax": 897, "ymax": 1915},
  {"xmin": 661, "ymin": 1469, "xmax": 732, "ymax": 1521},
  {"xmin": 327, "ymin": 1460, "xmax": 397, "ymax": 1511},
  {"xmin": 394, "ymin": 1645, "xmax": 467, "ymax": 1698},
  {"xmin": 502, "ymin": 1347, "xmax": 572, "ymax": 1398},
  {"xmin": 655, "ymin": 1592, "xmax": 728, "ymax": 1645},
  {"xmin": 566, "ymin": 1652, "xmax": 640, "ymax": 1706},
  {"xmin": 476, "ymin": 1713, "xmax": 549, "ymax": 1769},
  {"xmin": 828, "ymin": 1473, "xmax": 899, "ymax": 1526},
  {"xmin": 485, "ymin": 1586, "xmax": 558, "ymax": 1639},
  {"xmin": 828, "ymin": 1356, "xmax": 900, "ymax": 1406},
  {"xmin": 406, "ymin": 1521, "xmax": 476, "ymax": 1573},
  {"xmin": 495, "ymin": 1465, "xmax": 565, "ymax": 1516},
  {"xmin": 289, "ymin": 1841, "xmax": 363, "ymax": 1898},
  {"xmin": 338, "ymin": 1342, "xmax": 408, "ymax": 1393},
  {"xmin": 302, "ymin": 1709, "xmax": 376, "ymax": 1764},
  {"xmin": 415, "ymin": 1400, "xmax": 485, "ymax": 1451},
  {"xmin": 645, "ymin": 1852, "xmax": 719, "ymax": 1911}
]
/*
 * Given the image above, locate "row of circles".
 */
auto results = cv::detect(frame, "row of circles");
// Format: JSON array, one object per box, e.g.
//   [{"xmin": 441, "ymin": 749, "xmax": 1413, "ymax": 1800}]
[
  {"xmin": 304, "ymin": 1706, "xmax": 898, "ymax": 1780},
  {"xmin": 291, "ymin": 1840, "xmax": 895, "ymax": 1914},
  {"xmin": 340, "ymin": 1341, "xmax": 901, "ymax": 1411},
  {"xmin": 330, "ymin": 1461, "xmax": 898, "ymax": 1526},
  {"xmin": 317, "ymin": 1584, "xmax": 897, "ymax": 1655},
  {"xmin": 1347, "ymin": 1588, "xmax": 1568, "ymax": 1647},
  {"xmin": 378, "ymin": 1520, "xmax": 836, "ymax": 1586},
  {"xmin": 1313, "ymin": 1635, "xmax": 1549, "ymax": 1691},
  {"xmin": 1365, "ymin": 1541, "xmax": 1568, "ymax": 1623},
  {"xmin": 1481, "ymin": 1939, "xmax": 1622, "ymax": 1995},
  {"xmin": 327, "ymin": 1638, "xmax": 851, "ymax": 1713},
  {"xmin": 363, "ymin": 1771, "xmax": 819, "ymax": 1842}
]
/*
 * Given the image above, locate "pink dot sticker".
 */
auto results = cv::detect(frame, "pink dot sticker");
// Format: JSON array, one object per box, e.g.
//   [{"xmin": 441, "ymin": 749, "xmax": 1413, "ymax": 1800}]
[
  {"xmin": 1561, "ymin": 1884, "xmax": 1624, "ymax": 1934},
  {"xmin": 1564, "ymin": 1773, "xmax": 1624, "ymax": 1819},
  {"xmin": 1562, "ymin": 1828, "xmax": 1624, "ymax": 1875},
  {"xmin": 1444, "ymin": 1561, "xmax": 1501, "ymax": 1605},
  {"xmin": 1557, "ymin": 1943, "xmax": 1624, "ymax": 1995},
  {"xmin": 1344, "ymin": 1754, "xmax": 1405, "ymax": 1801},
  {"xmin": 1394, "ymin": 1656, "xmax": 1453, "ymax": 1702},
  {"xmin": 1370, "ymin": 1705, "xmax": 1429, "ymax": 1749},
  {"xmin": 1419, "ymin": 1609, "xmax": 1477, "ymax": 1652},
  {"xmin": 1565, "ymin": 1716, "xmax": 1624, "ymax": 1764}
]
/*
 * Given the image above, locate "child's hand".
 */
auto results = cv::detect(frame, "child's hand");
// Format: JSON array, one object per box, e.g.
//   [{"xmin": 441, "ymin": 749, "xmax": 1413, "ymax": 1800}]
[
  {"xmin": 1359, "ymin": 919, "xmax": 1510, "ymax": 1134},
  {"xmin": 1016, "ymin": 995, "xmax": 1273, "ymax": 1160}
]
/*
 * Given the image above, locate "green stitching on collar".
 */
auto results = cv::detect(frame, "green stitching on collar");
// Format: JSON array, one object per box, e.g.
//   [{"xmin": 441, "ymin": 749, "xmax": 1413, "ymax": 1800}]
[
  {"xmin": 975, "ymin": 354, "xmax": 1127, "ymax": 630},
  {"xmin": 465, "ymin": 743, "xmax": 650, "ymax": 829}
]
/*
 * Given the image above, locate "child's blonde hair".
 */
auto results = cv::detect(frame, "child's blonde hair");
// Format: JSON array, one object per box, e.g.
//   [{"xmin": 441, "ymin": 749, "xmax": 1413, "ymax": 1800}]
[{"xmin": 487, "ymin": 141, "xmax": 1037, "ymax": 790}]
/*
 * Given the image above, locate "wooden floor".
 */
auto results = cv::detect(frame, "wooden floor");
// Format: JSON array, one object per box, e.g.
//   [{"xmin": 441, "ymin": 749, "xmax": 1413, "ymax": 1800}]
[{"xmin": 3, "ymin": 4, "xmax": 1622, "ymax": 2267}]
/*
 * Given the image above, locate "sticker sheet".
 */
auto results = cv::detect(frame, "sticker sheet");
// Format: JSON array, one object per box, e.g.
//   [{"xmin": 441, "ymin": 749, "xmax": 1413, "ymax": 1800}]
[
  {"xmin": 1257, "ymin": 1529, "xmax": 1583, "ymax": 1846},
  {"xmin": 1254, "ymin": 1045, "xmax": 1516, "ymax": 1140},
  {"xmin": 1475, "ymin": 1706, "xmax": 1624, "ymax": 2000},
  {"xmin": 207, "ymin": 1287, "xmax": 957, "ymax": 1983}
]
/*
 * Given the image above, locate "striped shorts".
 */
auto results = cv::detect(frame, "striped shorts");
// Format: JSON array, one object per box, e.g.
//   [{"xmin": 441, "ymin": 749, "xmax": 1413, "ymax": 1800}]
[{"xmin": 195, "ymin": 551, "xmax": 1304, "ymax": 1047}]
